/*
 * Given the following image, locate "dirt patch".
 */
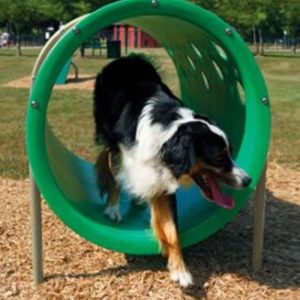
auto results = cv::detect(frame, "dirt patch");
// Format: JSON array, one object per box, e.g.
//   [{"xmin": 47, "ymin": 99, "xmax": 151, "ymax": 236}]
[
  {"xmin": 2, "ymin": 74, "xmax": 96, "ymax": 90},
  {"xmin": 0, "ymin": 162, "xmax": 299, "ymax": 299}
]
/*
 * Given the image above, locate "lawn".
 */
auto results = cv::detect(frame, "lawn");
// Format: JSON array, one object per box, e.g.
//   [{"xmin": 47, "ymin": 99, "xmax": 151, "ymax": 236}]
[{"xmin": 0, "ymin": 47, "xmax": 299, "ymax": 179}]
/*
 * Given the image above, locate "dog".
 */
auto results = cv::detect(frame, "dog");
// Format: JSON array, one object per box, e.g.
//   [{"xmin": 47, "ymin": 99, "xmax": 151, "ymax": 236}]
[{"xmin": 93, "ymin": 55, "xmax": 251, "ymax": 287}]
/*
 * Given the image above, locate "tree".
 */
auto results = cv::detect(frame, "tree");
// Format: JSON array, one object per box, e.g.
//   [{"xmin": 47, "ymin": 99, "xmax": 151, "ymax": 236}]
[
  {"xmin": 45, "ymin": 0, "xmax": 91, "ymax": 23},
  {"xmin": 214, "ymin": 0, "xmax": 277, "ymax": 55},
  {"xmin": 281, "ymin": 1, "xmax": 300, "ymax": 54},
  {"xmin": 46, "ymin": 0, "xmax": 119, "ymax": 22},
  {"xmin": 87, "ymin": 0, "xmax": 119, "ymax": 11},
  {"xmin": 190, "ymin": 0, "xmax": 283, "ymax": 55},
  {"xmin": 0, "ymin": 0, "xmax": 51, "ymax": 55},
  {"xmin": 0, "ymin": 0, "xmax": 118, "ymax": 55},
  {"xmin": 188, "ymin": 0, "xmax": 217, "ymax": 10}
]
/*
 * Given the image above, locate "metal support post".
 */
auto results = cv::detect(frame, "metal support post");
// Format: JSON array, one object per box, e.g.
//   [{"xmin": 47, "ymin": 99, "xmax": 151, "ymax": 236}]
[
  {"xmin": 29, "ymin": 170, "xmax": 44, "ymax": 284},
  {"xmin": 252, "ymin": 166, "xmax": 267, "ymax": 271}
]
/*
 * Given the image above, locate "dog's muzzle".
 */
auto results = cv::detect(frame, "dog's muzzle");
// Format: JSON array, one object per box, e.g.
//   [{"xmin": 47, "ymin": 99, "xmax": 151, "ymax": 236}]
[{"xmin": 221, "ymin": 166, "xmax": 252, "ymax": 189}]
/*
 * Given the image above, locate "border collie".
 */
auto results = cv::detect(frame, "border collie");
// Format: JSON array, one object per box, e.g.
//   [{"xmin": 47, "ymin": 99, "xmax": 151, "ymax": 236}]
[{"xmin": 93, "ymin": 55, "xmax": 251, "ymax": 287}]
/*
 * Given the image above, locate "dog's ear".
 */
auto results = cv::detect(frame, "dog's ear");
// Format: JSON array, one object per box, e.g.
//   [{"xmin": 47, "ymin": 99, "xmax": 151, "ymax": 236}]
[{"xmin": 162, "ymin": 132, "xmax": 196, "ymax": 178}]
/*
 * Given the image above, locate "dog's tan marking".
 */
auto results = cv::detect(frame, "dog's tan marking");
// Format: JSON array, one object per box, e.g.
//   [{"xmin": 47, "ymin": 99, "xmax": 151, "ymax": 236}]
[
  {"xmin": 107, "ymin": 184, "xmax": 120, "ymax": 207},
  {"xmin": 151, "ymin": 195, "xmax": 193, "ymax": 287},
  {"xmin": 178, "ymin": 174, "xmax": 194, "ymax": 188},
  {"xmin": 95, "ymin": 148, "xmax": 115, "ymax": 193},
  {"xmin": 189, "ymin": 161, "xmax": 206, "ymax": 177}
]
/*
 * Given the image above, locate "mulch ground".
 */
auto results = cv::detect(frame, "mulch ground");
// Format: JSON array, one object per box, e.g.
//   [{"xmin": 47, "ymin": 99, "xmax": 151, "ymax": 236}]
[{"xmin": 0, "ymin": 161, "xmax": 299, "ymax": 300}]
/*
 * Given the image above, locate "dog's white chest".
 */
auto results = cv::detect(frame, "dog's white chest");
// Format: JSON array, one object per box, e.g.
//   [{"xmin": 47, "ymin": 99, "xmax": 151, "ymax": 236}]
[
  {"xmin": 117, "ymin": 145, "xmax": 179, "ymax": 200},
  {"xmin": 116, "ymin": 101, "xmax": 192, "ymax": 199}
]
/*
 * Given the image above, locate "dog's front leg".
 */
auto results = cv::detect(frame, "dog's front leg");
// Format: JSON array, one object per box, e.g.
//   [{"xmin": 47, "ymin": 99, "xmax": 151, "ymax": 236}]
[
  {"xmin": 104, "ymin": 183, "xmax": 121, "ymax": 222},
  {"xmin": 151, "ymin": 194, "xmax": 193, "ymax": 287},
  {"xmin": 95, "ymin": 148, "xmax": 121, "ymax": 222}
]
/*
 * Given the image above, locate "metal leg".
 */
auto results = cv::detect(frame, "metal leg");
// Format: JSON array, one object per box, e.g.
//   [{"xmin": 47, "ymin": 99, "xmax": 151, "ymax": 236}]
[
  {"xmin": 70, "ymin": 61, "xmax": 79, "ymax": 80},
  {"xmin": 29, "ymin": 170, "xmax": 44, "ymax": 284},
  {"xmin": 252, "ymin": 166, "xmax": 267, "ymax": 271}
]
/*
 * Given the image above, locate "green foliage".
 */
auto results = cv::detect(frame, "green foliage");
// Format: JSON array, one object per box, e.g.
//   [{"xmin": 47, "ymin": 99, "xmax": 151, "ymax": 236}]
[
  {"xmin": 87, "ymin": 0, "xmax": 119, "ymax": 12},
  {"xmin": 1, "ymin": 0, "xmax": 299, "ymax": 40},
  {"xmin": 44, "ymin": 0, "xmax": 91, "ymax": 22},
  {"xmin": 188, "ymin": 0, "xmax": 300, "ymax": 54},
  {"xmin": 189, "ymin": 0, "xmax": 300, "ymax": 37},
  {"xmin": 189, "ymin": 0, "xmax": 217, "ymax": 10},
  {"xmin": 0, "ymin": 0, "xmax": 53, "ymax": 54},
  {"xmin": 0, "ymin": 0, "xmax": 49, "ymax": 25},
  {"xmin": 280, "ymin": 1, "xmax": 300, "ymax": 36},
  {"xmin": 0, "ymin": 0, "xmax": 119, "ymax": 22},
  {"xmin": 0, "ymin": 0, "xmax": 118, "ymax": 55}
]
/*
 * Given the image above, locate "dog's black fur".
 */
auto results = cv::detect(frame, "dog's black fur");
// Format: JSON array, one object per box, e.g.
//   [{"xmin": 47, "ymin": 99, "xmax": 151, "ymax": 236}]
[{"xmin": 94, "ymin": 55, "xmax": 178, "ymax": 148}]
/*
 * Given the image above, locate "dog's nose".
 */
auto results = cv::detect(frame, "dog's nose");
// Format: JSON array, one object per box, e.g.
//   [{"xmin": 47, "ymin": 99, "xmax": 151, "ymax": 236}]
[{"xmin": 242, "ymin": 176, "xmax": 252, "ymax": 187}]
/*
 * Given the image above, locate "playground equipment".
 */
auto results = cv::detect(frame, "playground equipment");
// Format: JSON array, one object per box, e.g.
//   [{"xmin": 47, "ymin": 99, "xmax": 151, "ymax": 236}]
[
  {"xmin": 55, "ymin": 59, "xmax": 79, "ymax": 84},
  {"xmin": 26, "ymin": 0, "xmax": 271, "ymax": 284}
]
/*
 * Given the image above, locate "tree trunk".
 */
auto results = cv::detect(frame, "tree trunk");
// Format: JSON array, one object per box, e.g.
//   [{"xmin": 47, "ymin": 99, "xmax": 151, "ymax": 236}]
[
  {"xmin": 80, "ymin": 43, "xmax": 85, "ymax": 57},
  {"xmin": 258, "ymin": 27, "xmax": 264, "ymax": 56},
  {"xmin": 253, "ymin": 26, "xmax": 258, "ymax": 55},
  {"xmin": 292, "ymin": 35, "xmax": 297, "ymax": 55},
  {"xmin": 15, "ymin": 23, "xmax": 22, "ymax": 56}
]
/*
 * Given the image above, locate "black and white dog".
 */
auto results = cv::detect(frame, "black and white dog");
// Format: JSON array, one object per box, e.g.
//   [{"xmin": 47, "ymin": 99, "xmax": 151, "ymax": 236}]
[{"xmin": 93, "ymin": 55, "xmax": 251, "ymax": 287}]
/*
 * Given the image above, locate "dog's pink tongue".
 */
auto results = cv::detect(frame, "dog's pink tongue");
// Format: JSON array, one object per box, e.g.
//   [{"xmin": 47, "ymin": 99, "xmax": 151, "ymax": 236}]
[{"xmin": 207, "ymin": 176, "xmax": 235, "ymax": 209}]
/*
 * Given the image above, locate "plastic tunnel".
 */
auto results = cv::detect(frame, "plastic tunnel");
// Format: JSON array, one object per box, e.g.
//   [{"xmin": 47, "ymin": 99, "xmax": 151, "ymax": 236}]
[{"xmin": 26, "ymin": 0, "xmax": 271, "ymax": 255}]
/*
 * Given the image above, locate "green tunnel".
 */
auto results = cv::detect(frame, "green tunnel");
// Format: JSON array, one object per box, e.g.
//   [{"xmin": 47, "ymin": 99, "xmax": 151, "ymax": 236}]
[{"xmin": 26, "ymin": 0, "xmax": 271, "ymax": 254}]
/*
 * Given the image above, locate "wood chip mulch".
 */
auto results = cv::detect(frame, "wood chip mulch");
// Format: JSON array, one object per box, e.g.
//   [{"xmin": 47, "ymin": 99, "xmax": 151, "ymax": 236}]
[{"xmin": 0, "ymin": 161, "xmax": 299, "ymax": 299}]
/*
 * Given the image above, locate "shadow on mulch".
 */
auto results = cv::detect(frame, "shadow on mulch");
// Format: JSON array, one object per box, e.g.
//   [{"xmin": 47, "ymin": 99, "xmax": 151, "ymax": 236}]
[
  {"xmin": 66, "ymin": 75, "xmax": 96, "ymax": 84},
  {"xmin": 44, "ymin": 191, "xmax": 300, "ymax": 298}
]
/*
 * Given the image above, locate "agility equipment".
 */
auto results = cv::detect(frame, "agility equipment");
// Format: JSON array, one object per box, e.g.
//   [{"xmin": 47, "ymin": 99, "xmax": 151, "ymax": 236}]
[{"xmin": 26, "ymin": 0, "xmax": 271, "ymax": 284}]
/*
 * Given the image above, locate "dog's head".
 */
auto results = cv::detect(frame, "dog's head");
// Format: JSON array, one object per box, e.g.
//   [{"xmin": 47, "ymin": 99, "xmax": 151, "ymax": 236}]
[{"xmin": 162, "ymin": 120, "xmax": 251, "ymax": 209}]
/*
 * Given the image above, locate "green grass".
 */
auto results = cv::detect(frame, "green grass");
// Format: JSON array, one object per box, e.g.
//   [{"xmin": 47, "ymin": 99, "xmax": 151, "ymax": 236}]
[
  {"xmin": 0, "ymin": 47, "xmax": 299, "ymax": 179},
  {"xmin": 256, "ymin": 55, "xmax": 300, "ymax": 169}
]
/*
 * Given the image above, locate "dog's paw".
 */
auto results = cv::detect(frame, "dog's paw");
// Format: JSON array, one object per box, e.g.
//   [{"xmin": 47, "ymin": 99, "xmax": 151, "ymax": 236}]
[
  {"xmin": 170, "ymin": 271, "xmax": 193, "ymax": 288},
  {"xmin": 104, "ymin": 205, "xmax": 122, "ymax": 222}
]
